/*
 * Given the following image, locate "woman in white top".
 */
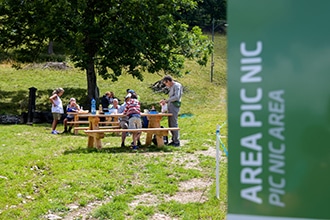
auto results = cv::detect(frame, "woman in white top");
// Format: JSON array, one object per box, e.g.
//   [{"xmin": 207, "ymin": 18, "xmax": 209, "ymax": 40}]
[{"xmin": 49, "ymin": 87, "xmax": 64, "ymax": 134}]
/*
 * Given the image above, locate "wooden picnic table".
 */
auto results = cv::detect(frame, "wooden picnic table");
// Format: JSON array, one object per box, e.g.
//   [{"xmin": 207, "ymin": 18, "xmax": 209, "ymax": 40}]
[{"xmin": 82, "ymin": 112, "xmax": 175, "ymax": 148}]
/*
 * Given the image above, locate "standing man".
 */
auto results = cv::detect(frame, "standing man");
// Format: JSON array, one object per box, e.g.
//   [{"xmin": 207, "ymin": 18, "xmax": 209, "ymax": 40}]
[{"xmin": 160, "ymin": 75, "xmax": 183, "ymax": 147}]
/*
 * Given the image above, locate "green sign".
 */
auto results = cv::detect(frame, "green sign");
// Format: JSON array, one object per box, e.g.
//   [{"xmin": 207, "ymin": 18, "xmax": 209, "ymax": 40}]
[{"xmin": 227, "ymin": 1, "xmax": 330, "ymax": 219}]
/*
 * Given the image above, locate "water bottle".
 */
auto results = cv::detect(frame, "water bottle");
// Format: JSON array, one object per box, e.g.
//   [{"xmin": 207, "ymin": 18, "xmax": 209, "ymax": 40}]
[
  {"xmin": 91, "ymin": 98, "xmax": 96, "ymax": 115},
  {"xmin": 161, "ymin": 103, "xmax": 167, "ymax": 113}
]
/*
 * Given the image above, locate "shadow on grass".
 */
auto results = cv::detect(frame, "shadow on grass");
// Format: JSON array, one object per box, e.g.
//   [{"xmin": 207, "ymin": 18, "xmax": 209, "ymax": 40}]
[
  {"xmin": 1, "ymin": 87, "xmax": 165, "ymax": 115},
  {"xmin": 63, "ymin": 145, "xmax": 177, "ymax": 155},
  {"xmin": 0, "ymin": 87, "xmax": 88, "ymax": 115}
]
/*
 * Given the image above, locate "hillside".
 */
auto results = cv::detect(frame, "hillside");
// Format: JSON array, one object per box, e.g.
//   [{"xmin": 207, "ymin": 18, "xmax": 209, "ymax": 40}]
[{"xmin": 0, "ymin": 34, "xmax": 228, "ymax": 220}]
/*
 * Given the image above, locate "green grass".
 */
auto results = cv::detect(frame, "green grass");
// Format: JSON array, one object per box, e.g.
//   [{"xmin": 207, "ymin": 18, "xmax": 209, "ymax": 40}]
[{"xmin": 0, "ymin": 34, "xmax": 227, "ymax": 219}]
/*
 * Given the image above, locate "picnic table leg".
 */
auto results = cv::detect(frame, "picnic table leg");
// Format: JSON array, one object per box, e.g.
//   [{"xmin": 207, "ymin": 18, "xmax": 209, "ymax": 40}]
[
  {"xmin": 74, "ymin": 114, "xmax": 79, "ymax": 135},
  {"xmin": 146, "ymin": 115, "xmax": 163, "ymax": 146},
  {"xmin": 87, "ymin": 136, "xmax": 94, "ymax": 148},
  {"xmin": 87, "ymin": 133, "xmax": 104, "ymax": 149},
  {"xmin": 94, "ymin": 134, "xmax": 103, "ymax": 149},
  {"xmin": 87, "ymin": 116, "xmax": 102, "ymax": 148},
  {"xmin": 156, "ymin": 135, "xmax": 164, "ymax": 147},
  {"xmin": 145, "ymin": 130, "xmax": 168, "ymax": 147},
  {"xmin": 146, "ymin": 133, "xmax": 152, "ymax": 146}
]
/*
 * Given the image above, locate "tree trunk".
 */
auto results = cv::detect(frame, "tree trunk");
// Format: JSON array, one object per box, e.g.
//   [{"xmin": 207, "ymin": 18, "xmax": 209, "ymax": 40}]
[
  {"xmin": 48, "ymin": 40, "xmax": 54, "ymax": 55},
  {"xmin": 86, "ymin": 60, "xmax": 99, "ymax": 108}
]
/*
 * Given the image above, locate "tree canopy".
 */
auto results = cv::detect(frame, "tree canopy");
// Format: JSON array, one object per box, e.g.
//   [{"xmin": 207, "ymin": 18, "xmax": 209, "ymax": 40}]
[{"xmin": 0, "ymin": 0, "xmax": 213, "ymax": 101}]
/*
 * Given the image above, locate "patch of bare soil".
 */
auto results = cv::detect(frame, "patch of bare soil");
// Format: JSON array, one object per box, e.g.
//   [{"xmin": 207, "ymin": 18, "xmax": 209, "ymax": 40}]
[
  {"xmin": 44, "ymin": 197, "xmax": 113, "ymax": 220},
  {"xmin": 46, "ymin": 147, "xmax": 225, "ymax": 220},
  {"xmin": 164, "ymin": 178, "xmax": 212, "ymax": 204},
  {"xmin": 129, "ymin": 193, "xmax": 159, "ymax": 208}
]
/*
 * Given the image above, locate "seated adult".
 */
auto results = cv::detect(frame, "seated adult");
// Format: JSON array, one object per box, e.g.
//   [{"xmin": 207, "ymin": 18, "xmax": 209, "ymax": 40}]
[
  {"xmin": 63, "ymin": 98, "xmax": 80, "ymax": 133},
  {"xmin": 101, "ymin": 91, "xmax": 111, "ymax": 112},
  {"xmin": 109, "ymin": 98, "xmax": 119, "ymax": 114}
]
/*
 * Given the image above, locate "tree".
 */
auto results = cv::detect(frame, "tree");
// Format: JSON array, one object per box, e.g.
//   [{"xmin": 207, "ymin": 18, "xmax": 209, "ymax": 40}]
[
  {"xmin": 0, "ymin": 0, "xmax": 212, "ymax": 101},
  {"xmin": 180, "ymin": 0, "xmax": 227, "ymax": 32}
]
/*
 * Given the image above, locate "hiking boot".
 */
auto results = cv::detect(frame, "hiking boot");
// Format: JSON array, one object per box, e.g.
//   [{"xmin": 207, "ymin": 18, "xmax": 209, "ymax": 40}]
[{"xmin": 167, "ymin": 142, "xmax": 180, "ymax": 147}]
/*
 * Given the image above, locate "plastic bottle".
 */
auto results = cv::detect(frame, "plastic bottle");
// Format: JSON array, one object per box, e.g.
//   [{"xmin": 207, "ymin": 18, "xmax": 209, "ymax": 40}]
[
  {"xmin": 99, "ymin": 104, "xmax": 102, "ymax": 113},
  {"xmin": 161, "ymin": 103, "xmax": 168, "ymax": 113},
  {"xmin": 91, "ymin": 98, "xmax": 96, "ymax": 115}
]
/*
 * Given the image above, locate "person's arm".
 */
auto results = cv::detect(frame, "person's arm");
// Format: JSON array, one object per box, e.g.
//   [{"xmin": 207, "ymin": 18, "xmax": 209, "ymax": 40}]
[
  {"xmin": 118, "ymin": 103, "xmax": 126, "ymax": 113},
  {"xmin": 49, "ymin": 94, "xmax": 57, "ymax": 105},
  {"xmin": 123, "ymin": 103, "xmax": 129, "ymax": 115}
]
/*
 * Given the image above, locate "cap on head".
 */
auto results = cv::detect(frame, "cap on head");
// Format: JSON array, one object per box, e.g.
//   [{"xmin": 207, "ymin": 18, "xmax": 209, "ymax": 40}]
[
  {"xmin": 128, "ymin": 89, "xmax": 135, "ymax": 94},
  {"xmin": 70, "ymin": 98, "xmax": 76, "ymax": 102}
]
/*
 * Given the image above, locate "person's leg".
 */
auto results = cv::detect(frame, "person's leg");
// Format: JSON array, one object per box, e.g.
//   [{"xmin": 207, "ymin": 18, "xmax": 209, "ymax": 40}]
[
  {"xmin": 63, "ymin": 118, "xmax": 68, "ymax": 132},
  {"xmin": 51, "ymin": 113, "xmax": 59, "ymax": 134},
  {"xmin": 136, "ymin": 118, "xmax": 142, "ymax": 146},
  {"xmin": 52, "ymin": 119, "xmax": 57, "ymax": 130},
  {"xmin": 120, "ymin": 120, "xmax": 128, "ymax": 147},
  {"xmin": 66, "ymin": 117, "xmax": 74, "ymax": 133},
  {"xmin": 168, "ymin": 104, "xmax": 180, "ymax": 145},
  {"xmin": 129, "ymin": 117, "xmax": 139, "ymax": 149},
  {"xmin": 121, "ymin": 132, "xmax": 127, "ymax": 146},
  {"xmin": 132, "ymin": 132, "xmax": 137, "ymax": 146}
]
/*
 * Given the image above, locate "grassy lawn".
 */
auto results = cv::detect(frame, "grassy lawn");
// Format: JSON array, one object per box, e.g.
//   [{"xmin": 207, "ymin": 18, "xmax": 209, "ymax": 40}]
[{"xmin": 0, "ymin": 35, "xmax": 227, "ymax": 219}]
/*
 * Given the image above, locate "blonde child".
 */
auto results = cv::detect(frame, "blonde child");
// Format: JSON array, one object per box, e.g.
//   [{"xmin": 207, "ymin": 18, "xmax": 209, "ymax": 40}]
[{"xmin": 49, "ymin": 88, "xmax": 64, "ymax": 134}]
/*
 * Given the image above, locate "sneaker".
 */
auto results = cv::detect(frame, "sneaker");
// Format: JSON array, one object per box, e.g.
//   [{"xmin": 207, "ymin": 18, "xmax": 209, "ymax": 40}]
[
  {"xmin": 131, "ymin": 141, "xmax": 142, "ymax": 147},
  {"xmin": 121, "ymin": 142, "xmax": 126, "ymax": 148},
  {"xmin": 132, "ymin": 145, "xmax": 139, "ymax": 150},
  {"xmin": 51, "ymin": 130, "xmax": 58, "ymax": 135}
]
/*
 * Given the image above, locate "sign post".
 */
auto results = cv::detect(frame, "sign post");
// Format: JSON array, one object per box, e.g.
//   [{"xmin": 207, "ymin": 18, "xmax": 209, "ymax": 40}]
[{"xmin": 227, "ymin": 1, "xmax": 330, "ymax": 219}]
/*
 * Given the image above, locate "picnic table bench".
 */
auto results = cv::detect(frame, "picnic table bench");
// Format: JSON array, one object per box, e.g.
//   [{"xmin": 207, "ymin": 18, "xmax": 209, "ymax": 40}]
[{"xmin": 84, "ymin": 127, "xmax": 180, "ymax": 149}]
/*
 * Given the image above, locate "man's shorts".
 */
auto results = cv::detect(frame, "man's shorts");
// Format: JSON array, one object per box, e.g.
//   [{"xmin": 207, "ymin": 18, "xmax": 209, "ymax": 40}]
[
  {"xmin": 128, "ymin": 117, "xmax": 142, "ymax": 129},
  {"xmin": 66, "ymin": 117, "xmax": 74, "ymax": 121},
  {"xmin": 120, "ymin": 120, "xmax": 128, "ymax": 129},
  {"xmin": 52, "ymin": 113, "xmax": 62, "ymax": 120}
]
